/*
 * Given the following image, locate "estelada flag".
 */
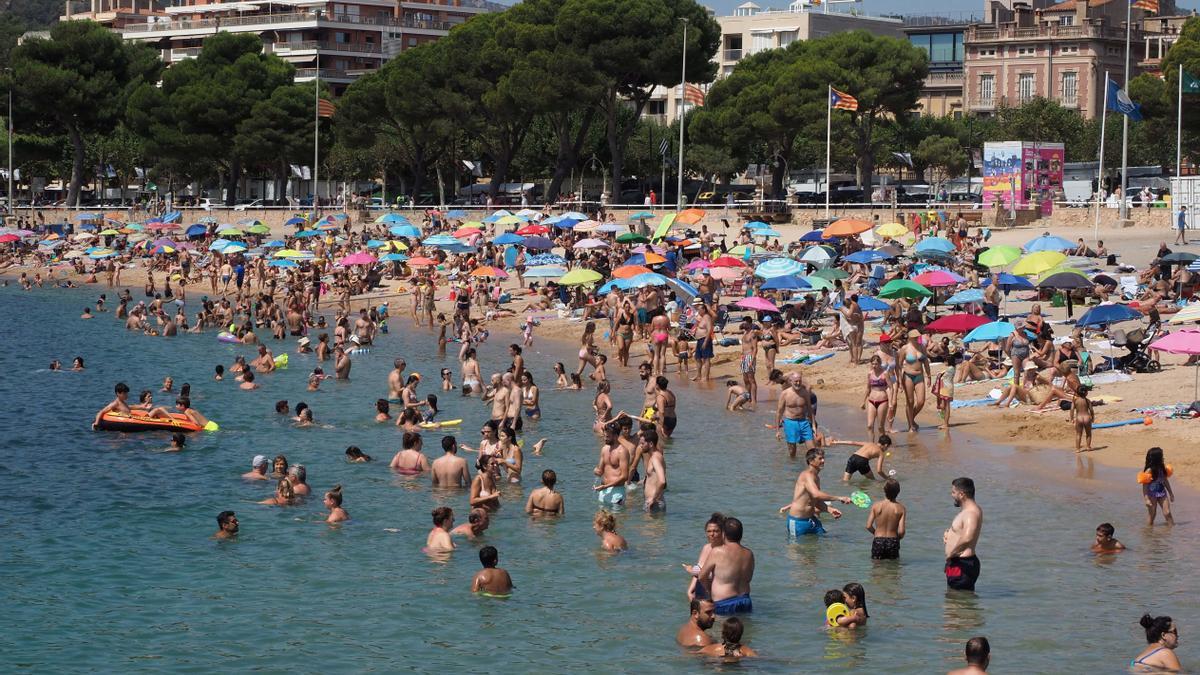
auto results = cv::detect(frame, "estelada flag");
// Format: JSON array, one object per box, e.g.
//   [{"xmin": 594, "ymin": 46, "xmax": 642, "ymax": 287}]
[
  {"xmin": 683, "ymin": 83, "xmax": 705, "ymax": 106},
  {"xmin": 317, "ymin": 99, "xmax": 336, "ymax": 118},
  {"xmin": 1132, "ymin": 0, "xmax": 1159, "ymax": 13},
  {"xmin": 830, "ymin": 87, "xmax": 858, "ymax": 111}
]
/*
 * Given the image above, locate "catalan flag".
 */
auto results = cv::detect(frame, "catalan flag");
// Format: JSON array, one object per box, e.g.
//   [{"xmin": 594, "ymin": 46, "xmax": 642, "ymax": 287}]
[
  {"xmin": 317, "ymin": 98, "xmax": 336, "ymax": 118},
  {"xmin": 683, "ymin": 83, "xmax": 706, "ymax": 106},
  {"xmin": 830, "ymin": 87, "xmax": 858, "ymax": 111},
  {"xmin": 1132, "ymin": 0, "xmax": 1159, "ymax": 13}
]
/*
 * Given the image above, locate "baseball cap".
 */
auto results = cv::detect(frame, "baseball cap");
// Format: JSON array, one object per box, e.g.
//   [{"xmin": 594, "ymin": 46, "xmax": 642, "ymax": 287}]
[{"xmin": 252, "ymin": 455, "xmax": 267, "ymax": 468}]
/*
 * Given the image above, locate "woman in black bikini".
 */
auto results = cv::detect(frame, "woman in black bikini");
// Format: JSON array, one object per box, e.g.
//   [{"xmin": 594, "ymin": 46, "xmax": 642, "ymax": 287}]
[{"xmin": 862, "ymin": 355, "xmax": 891, "ymax": 442}]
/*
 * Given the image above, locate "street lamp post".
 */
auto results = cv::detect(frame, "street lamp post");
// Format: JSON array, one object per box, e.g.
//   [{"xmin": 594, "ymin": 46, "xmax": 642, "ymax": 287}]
[
  {"xmin": 676, "ymin": 18, "xmax": 688, "ymax": 210},
  {"xmin": 313, "ymin": 9, "xmax": 322, "ymax": 214},
  {"xmin": 5, "ymin": 69, "xmax": 12, "ymax": 215}
]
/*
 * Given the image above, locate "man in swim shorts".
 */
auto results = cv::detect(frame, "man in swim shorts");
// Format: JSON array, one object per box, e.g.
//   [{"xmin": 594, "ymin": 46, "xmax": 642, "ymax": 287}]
[
  {"xmin": 826, "ymin": 435, "xmax": 891, "ymax": 481},
  {"xmin": 692, "ymin": 300, "xmax": 714, "ymax": 382},
  {"xmin": 699, "ymin": 517, "xmax": 754, "ymax": 615},
  {"xmin": 866, "ymin": 478, "xmax": 906, "ymax": 559},
  {"xmin": 776, "ymin": 373, "xmax": 816, "ymax": 458},
  {"xmin": 778, "ymin": 448, "xmax": 851, "ymax": 537},
  {"xmin": 944, "ymin": 476, "xmax": 983, "ymax": 591},
  {"xmin": 593, "ymin": 422, "xmax": 632, "ymax": 505}
]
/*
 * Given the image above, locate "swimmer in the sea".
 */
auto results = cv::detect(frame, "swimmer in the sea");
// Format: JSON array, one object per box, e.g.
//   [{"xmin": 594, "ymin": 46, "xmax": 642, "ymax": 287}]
[
  {"xmin": 470, "ymin": 545, "xmax": 513, "ymax": 596},
  {"xmin": 213, "ymin": 511, "xmax": 238, "ymax": 540},
  {"xmin": 1091, "ymin": 522, "xmax": 1126, "ymax": 554},
  {"xmin": 239, "ymin": 370, "xmax": 259, "ymax": 390},
  {"xmin": 324, "ymin": 485, "xmax": 349, "ymax": 523},
  {"xmin": 779, "ymin": 448, "xmax": 851, "ymax": 536},
  {"xmin": 71, "ymin": 357, "xmax": 85, "ymax": 371},
  {"xmin": 525, "ymin": 469, "xmax": 564, "ymax": 516},
  {"xmin": 375, "ymin": 398, "xmax": 392, "ymax": 423},
  {"xmin": 92, "ymin": 382, "xmax": 132, "ymax": 429},
  {"xmin": 866, "ymin": 478, "xmax": 906, "ymax": 560},
  {"xmin": 345, "ymin": 446, "xmax": 372, "ymax": 463},
  {"xmin": 594, "ymin": 510, "xmax": 627, "ymax": 551},
  {"xmin": 450, "ymin": 508, "xmax": 490, "ymax": 539},
  {"xmin": 389, "ymin": 431, "xmax": 431, "ymax": 475},
  {"xmin": 426, "ymin": 506, "xmax": 455, "ymax": 551},
  {"xmin": 825, "ymin": 435, "xmax": 892, "ymax": 482},
  {"xmin": 166, "ymin": 433, "xmax": 186, "ymax": 453},
  {"xmin": 676, "ymin": 599, "xmax": 716, "ymax": 648},
  {"xmin": 242, "ymin": 455, "xmax": 269, "ymax": 480}
]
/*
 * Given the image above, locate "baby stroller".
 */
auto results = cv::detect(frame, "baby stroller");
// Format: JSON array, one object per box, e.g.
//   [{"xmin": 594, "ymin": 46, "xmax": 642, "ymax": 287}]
[{"xmin": 1111, "ymin": 326, "xmax": 1162, "ymax": 373}]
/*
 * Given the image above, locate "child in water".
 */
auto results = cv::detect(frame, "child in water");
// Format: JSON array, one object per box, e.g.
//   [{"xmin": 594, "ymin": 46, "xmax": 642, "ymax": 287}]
[
  {"xmin": 593, "ymin": 510, "xmax": 627, "ymax": 551},
  {"xmin": 1091, "ymin": 522, "xmax": 1126, "ymax": 554},
  {"xmin": 725, "ymin": 380, "xmax": 751, "ymax": 411},
  {"xmin": 1141, "ymin": 446, "xmax": 1175, "ymax": 526}
]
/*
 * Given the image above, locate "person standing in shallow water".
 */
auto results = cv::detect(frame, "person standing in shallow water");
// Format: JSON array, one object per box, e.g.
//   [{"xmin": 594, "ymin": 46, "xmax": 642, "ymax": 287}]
[{"xmin": 944, "ymin": 477, "xmax": 983, "ymax": 592}]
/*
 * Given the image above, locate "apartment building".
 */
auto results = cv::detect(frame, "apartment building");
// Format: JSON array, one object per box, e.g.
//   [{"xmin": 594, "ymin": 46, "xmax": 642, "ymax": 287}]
[
  {"xmin": 904, "ymin": 20, "xmax": 970, "ymax": 117},
  {"xmin": 646, "ymin": 1, "xmax": 904, "ymax": 124},
  {"xmin": 962, "ymin": 0, "xmax": 1176, "ymax": 119},
  {"xmin": 62, "ymin": 0, "xmax": 498, "ymax": 93}
]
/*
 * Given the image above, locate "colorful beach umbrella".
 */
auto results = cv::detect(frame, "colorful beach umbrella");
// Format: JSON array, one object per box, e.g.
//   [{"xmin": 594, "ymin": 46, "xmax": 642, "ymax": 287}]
[
  {"xmin": 338, "ymin": 252, "xmax": 377, "ymax": 266},
  {"xmin": 843, "ymin": 250, "xmax": 890, "ymax": 264},
  {"xmin": 516, "ymin": 224, "xmax": 549, "ymax": 236},
  {"xmin": 1076, "ymin": 303, "xmax": 1143, "ymax": 328},
  {"xmin": 754, "ymin": 257, "xmax": 804, "ymax": 278},
  {"xmin": 946, "ymin": 289, "xmax": 985, "ymax": 305},
  {"xmin": 674, "ymin": 209, "xmax": 706, "ymax": 225},
  {"xmin": 1012, "ymin": 251, "xmax": 1067, "ymax": 277},
  {"xmin": 616, "ymin": 232, "xmax": 649, "ymax": 244},
  {"xmin": 925, "ymin": 314, "xmax": 989, "ymax": 334},
  {"xmin": 711, "ymin": 256, "xmax": 747, "ymax": 268},
  {"xmin": 573, "ymin": 238, "xmax": 609, "ymax": 249},
  {"xmin": 470, "ymin": 265, "xmax": 508, "ymax": 278},
  {"xmin": 761, "ymin": 275, "xmax": 810, "ymax": 291},
  {"xmin": 560, "ymin": 268, "xmax": 603, "ymax": 286},
  {"xmin": 521, "ymin": 235, "xmax": 555, "ymax": 250},
  {"xmin": 963, "ymin": 321, "xmax": 1016, "ymax": 343},
  {"xmin": 856, "ymin": 296, "xmax": 891, "ymax": 311},
  {"xmin": 407, "ymin": 256, "xmax": 438, "ymax": 267},
  {"xmin": 977, "ymin": 245, "xmax": 1022, "ymax": 268},
  {"xmin": 878, "ymin": 279, "xmax": 933, "ymax": 299},
  {"xmin": 875, "ymin": 222, "xmax": 909, "ymax": 238},
  {"xmin": 822, "ymin": 218, "xmax": 873, "ymax": 238},
  {"xmin": 380, "ymin": 253, "xmax": 409, "ymax": 262},
  {"xmin": 493, "ymin": 233, "xmax": 525, "ymax": 245},
  {"xmin": 389, "ymin": 224, "xmax": 422, "ymax": 238},
  {"xmin": 613, "ymin": 265, "xmax": 653, "ymax": 279},
  {"xmin": 735, "ymin": 296, "xmax": 781, "ymax": 313},
  {"xmin": 914, "ymin": 237, "xmax": 955, "ymax": 254},
  {"xmin": 523, "ymin": 265, "xmax": 566, "ymax": 278},
  {"xmin": 912, "ymin": 270, "xmax": 963, "ymax": 287},
  {"xmin": 811, "ymin": 268, "xmax": 849, "ymax": 281},
  {"xmin": 1023, "ymin": 234, "xmax": 1075, "ymax": 252}
]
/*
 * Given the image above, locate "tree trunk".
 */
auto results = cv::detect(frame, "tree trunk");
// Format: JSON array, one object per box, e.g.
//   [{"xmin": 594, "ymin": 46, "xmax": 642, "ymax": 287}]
[
  {"xmin": 224, "ymin": 159, "xmax": 241, "ymax": 206},
  {"xmin": 855, "ymin": 117, "xmax": 874, "ymax": 189},
  {"xmin": 409, "ymin": 146, "xmax": 426, "ymax": 205},
  {"xmin": 547, "ymin": 109, "xmax": 596, "ymax": 203},
  {"xmin": 67, "ymin": 124, "xmax": 85, "ymax": 208}
]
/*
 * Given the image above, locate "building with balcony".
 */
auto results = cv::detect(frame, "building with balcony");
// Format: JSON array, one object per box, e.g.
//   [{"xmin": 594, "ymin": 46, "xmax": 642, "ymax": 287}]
[
  {"xmin": 645, "ymin": 1, "xmax": 905, "ymax": 125},
  {"xmin": 1139, "ymin": 13, "xmax": 1194, "ymax": 75},
  {"xmin": 962, "ymin": 0, "xmax": 1176, "ymax": 119},
  {"xmin": 62, "ymin": 0, "xmax": 499, "ymax": 93},
  {"xmin": 904, "ymin": 20, "xmax": 970, "ymax": 117}
]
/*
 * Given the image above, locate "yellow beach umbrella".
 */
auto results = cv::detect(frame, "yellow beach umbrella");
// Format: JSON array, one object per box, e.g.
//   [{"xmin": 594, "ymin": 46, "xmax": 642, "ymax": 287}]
[
  {"xmin": 875, "ymin": 222, "xmax": 908, "ymax": 238},
  {"xmin": 274, "ymin": 249, "xmax": 305, "ymax": 258},
  {"xmin": 559, "ymin": 268, "xmax": 603, "ymax": 286},
  {"xmin": 98, "ymin": 229, "xmax": 121, "ymax": 236},
  {"xmin": 385, "ymin": 240, "xmax": 409, "ymax": 251},
  {"xmin": 1012, "ymin": 251, "xmax": 1067, "ymax": 276}
]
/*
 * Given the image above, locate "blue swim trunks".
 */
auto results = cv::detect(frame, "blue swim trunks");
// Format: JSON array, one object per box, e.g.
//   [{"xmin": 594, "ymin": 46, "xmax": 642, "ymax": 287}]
[
  {"xmin": 787, "ymin": 514, "xmax": 826, "ymax": 537},
  {"xmin": 782, "ymin": 417, "xmax": 814, "ymax": 444},
  {"xmin": 713, "ymin": 593, "xmax": 753, "ymax": 615},
  {"xmin": 597, "ymin": 485, "xmax": 626, "ymax": 505}
]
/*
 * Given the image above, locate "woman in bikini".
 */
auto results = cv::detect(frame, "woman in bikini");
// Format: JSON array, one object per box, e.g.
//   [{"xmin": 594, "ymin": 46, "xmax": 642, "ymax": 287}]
[
  {"xmin": 575, "ymin": 321, "xmax": 599, "ymax": 378},
  {"xmin": 760, "ymin": 317, "xmax": 781, "ymax": 372},
  {"xmin": 389, "ymin": 431, "xmax": 431, "ymax": 476},
  {"xmin": 498, "ymin": 425, "xmax": 522, "ymax": 483},
  {"xmin": 593, "ymin": 380, "xmax": 614, "ymax": 433},
  {"xmin": 469, "ymin": 454, "xmax": 501, "ymax": 511},
  {"xmin": 862, "ymin": 354, "xmax": 891, "ymax": 442},
  {"xmin": 1130, "ymin": 614, "xmax": 1181, "ymax": 672},
  {"xmin": 520, "ymin": 371, "xmax": 541, "ymax": 420},
  {"xmin": 615, "ymin": 295, "xmax": 636, "ymax": 367},
  {"xmin": 699, "ymin": 617, "xmax": 757, "ymax": 658},
  {"xmin": 898, "ymin": 329, "xmax": 931, "ymax": 432}
]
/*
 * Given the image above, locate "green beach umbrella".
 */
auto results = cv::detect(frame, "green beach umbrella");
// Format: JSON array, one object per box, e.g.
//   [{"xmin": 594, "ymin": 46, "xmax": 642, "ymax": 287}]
[
  {"xmin": 799, "ymin": 276, "xmax": 834, "ymax": 291},
  {"xmin": 878, "ymin": 279, "xmax": 933, "ymax": 299},
  {"xmin": 559, "ymin": 268, "xmax": 603, "ymax": 286},
  {"xmin": 810, "ymin": 268, "xmax": 848, "ymax": 281},
  {"xmin": 977, "ymin": 244, "xmax": 1021, "ymax": 268},
  {"xmin": 247, "ymin": 223, "xmax": 271, "ymax": 235},
  {"xmin": 616, "ymin": 232, "xmax": 649, "ymax": 244}
]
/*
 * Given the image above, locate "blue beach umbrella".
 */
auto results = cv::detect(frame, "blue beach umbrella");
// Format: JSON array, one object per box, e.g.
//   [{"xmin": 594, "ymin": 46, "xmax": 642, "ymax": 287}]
[
  {"xmin": 294, "ymin": 230, "xmax": 321, "ymax": 238},
  {"xmin": 268, "ymin": 259, "xmax": 298, "ymax": 268},
  {"xmin": 982, "ymin": 272, "xmax": 1035, "ymax": 291},
  {"xmin": 263, "ymin": 240, "xmax": 286, "ymax": 248},
  {"xmin": 744, "ymin": 220, "xmax": 771, "ymax": 230},
  {"xmin": 627, "ymin": 272, "xmax": 670, "ymax": 288},
  {"xmin": 761, "ymin": 275, "xmax": 810, "ymax": 291},
  {"xmin": 753, "ymin": 228, "xmax": 783, "ymax": 238},
  {"xmin": 445, "ymin": 210, "xmax": 467, "ymax": 219},
  {"xmin": 208, "ymin": 238, "xmax": 232, "ymax": 251},
  {"xmin": 799, "ymin": 230, "xmax": 833, "ymax": 243},
  {"xmin": 1023, "ymin": 234, "xmax": 1076, "ymax": 252},
  {"xmin": 628, "ymin": 211, "xmax": 655, "ymax": 220},
  {"xmin": 856, "ymin": 296, "xmax": 891, "ymax": 311},
  {"xmin": 754, "ymin": 257, "xmax": 805, "ymax": 278},
  {"xmin": 422, "ymin": 234, "xmax": 461, "ymax": 248},
  {"xmin": 284, "ymin": 217, "xmax": 305, "ymax": 226},
  {"xmin": 185, "ymin": 224, "xmax": 207, "ymax": 237},
  {"xmin": 380, "ymin": 253, "xmax": 409, "ymax": 262},
  {"xmin": 375, "ymin": 213, "xmax": 410, "ymax": 224},
  {"xmin": 526, "ymin": 253, "xmax": 566, "ymax": 266},
  {"xmin": 1076, "ymin": 303, "xmax": 1143, "ymax": 328},
  {"xmin": 665, "ymin": 277, "xmax": 700, "ymax": 300},
  {"xmin": 945, "ymin": 289, "xmax": 985, "ymax": 305},
  {"xmin": 963, "ymin": 321, "xmax": 1016, "ymax": 343},
  {"xmin": 493, "ymin": 232, "xmax": 525, "ymax": 245},
  {"xmin": 844, "ymin": 249, "xmax": 890, "ymax": 264},
  {"xmin": 523, "ymin": 265, "xmax": 567, "ymax": 278},
  {"xmin": 522, "ymin": 235, "xmax": 555, "ymax": 250},
  {"xmin": 598, "ymin": 278, "xmax": 634, "ymax": 294},
  {"xmin": 914, "ymin": 237, "xmax": 955, "ymax": 254},
  {"xmin": 389, "ymin": 224, "xmax": 422, "ymax": 238}
]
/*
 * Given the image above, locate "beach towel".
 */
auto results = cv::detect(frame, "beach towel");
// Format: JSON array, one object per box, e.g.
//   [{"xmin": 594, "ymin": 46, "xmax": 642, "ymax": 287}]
[{"xmin": 1087, "ymin": 372, "xmax": 1133, "ymax": 385}]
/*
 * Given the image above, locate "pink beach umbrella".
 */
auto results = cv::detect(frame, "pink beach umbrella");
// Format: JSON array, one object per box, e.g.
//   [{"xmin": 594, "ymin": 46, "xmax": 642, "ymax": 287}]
[
  {"xmin": 735, "ymin": 296, "xmax": 780, "ymax": 313},
  {"xmin": 708, "ymin": 266, "xmax": 742, "ymax": 281},
  {"xmin": 685, "ymin": 258, "xmax": 710, "ymax": 271},
  {"xmin": 338, "ymin": 252, "xmax": 377, "ymax": 266},
  {"xmin": 912, "ymin": 270, "xmax": 963, "ymax": 287},
  {"xmin": 1150, "ymin": 329, "xmax": 1200, "ymax": 398}
]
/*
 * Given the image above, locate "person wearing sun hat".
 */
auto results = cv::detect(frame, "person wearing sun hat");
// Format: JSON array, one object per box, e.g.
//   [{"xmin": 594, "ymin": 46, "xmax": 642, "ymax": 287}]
[{"xmin": 242, "ymin": 455, "xmax": 269, "ymax": 481}]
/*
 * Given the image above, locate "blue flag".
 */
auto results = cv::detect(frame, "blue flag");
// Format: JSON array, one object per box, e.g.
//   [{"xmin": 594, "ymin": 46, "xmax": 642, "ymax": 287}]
[{"xmin": 1106, "ymin": 78, "xmax": 1143, "ymax": 121}]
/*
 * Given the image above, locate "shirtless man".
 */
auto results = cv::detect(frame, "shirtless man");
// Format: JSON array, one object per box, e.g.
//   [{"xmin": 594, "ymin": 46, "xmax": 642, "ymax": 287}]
[
  {"xmin": 649, "ymin": 312, "xmax": 671, "ymax": 375},
  {"xmin": 92, "ymin": 382, "xmax": 132, "ymax": 429},
  {"xmin": 525, "ymin": 469, "xmax": 565, "ymax": 515},
  {"xmin": 503, "ymin": 373, "xmax": 523, "ymax": 431},
  {"xmin": 982, "ymin": 274, "xmax": 1000, "ymax": 321},
  {"xmin": 947, "ymin": 636, "xmax": 990, "ymax": 675},
  {"xmin": 829, "ymin": 435, "xmax": 892, "ymax": 481},
  {"xmin": 698, "ymin": 517, "xmax": 754, "ymax": 615},
  {"xmin": 654, "ymin": 376, "xmax": 678, "ymax": 439},
  {"xmin": 692, "ymin": 300, "xmax": 715, "ymax": 382},
  {"xmin": 387, "ymin": 358, "xmax": 407, "ymax": 402},
  {"xmin": 431, "ymin": 436, "xmax": 471, "ymax": 488},
  {"xmin": 213, "ymin": 511, "xmax": 239, "ymax": 540},
  {"xmin": 944, "ymin": 477, "xmax": 983, "ymax": 592},
  {"xmin": 676, "ymin": 599, "xmax": 716, "ymax": 648},
  {"xmin": 334, "ymin": 345, "xmax": 351, "ymax": 380},
  {"xmin": 488, "ymin": 374, "xmax": 509, "ymax": 422},
  {"xmin": 471, "ymin": 545, "xmax": 514, "ymax": 596},
  {"xmin": 509, "ymin": 344, "xmax": 525, "ymax": 384},
  {"xmin": 866, "ymin": 478, "xmax": 907, "ymax": 559},
  {"xmin": 426, "ymin": 506, "xmax": 455, "ymax": 551},
  {"xmin": 353, "ymin": 308, "xmax": 376, "ymax": 346},
  {"xmin": 779, "ymin": 448, "xmax": 851, "ymax": 536},
  {"xmin": 252, "ymin": 345, "xmax": 275, "ymax": 374},
  {"xmin": 776, "ymin": 373, "xmax": 816, "ymax": 458},
  {"xmin": 242, "ymin": 455, "xmax": 269, "ymax": 480},
  {"xmin": 593, "ymin": 422, "xmax": 632, "ymax": 506}
]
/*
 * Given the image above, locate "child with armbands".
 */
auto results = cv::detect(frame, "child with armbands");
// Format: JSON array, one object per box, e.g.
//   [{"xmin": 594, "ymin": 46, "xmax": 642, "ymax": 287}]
[{"xmin": 1138, "ymin": 447, "xmax": 1175, "ymax": 526}]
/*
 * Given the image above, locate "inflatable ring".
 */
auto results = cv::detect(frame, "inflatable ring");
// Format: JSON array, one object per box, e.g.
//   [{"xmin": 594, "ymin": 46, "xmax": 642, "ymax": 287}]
[
  {"xmin": 217, "ymin": 332, "xmax": 240, "ymax": 344},
  {"xmin": 826, "ymin": 602, "xmax": 850, "ymax": 627}
]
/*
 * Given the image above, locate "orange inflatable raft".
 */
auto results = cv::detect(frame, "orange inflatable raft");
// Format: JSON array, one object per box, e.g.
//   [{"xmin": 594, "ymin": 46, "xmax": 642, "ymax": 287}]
[{"xmin": 95, "ymin": 411, "xmax": 209, "ymax": 432}]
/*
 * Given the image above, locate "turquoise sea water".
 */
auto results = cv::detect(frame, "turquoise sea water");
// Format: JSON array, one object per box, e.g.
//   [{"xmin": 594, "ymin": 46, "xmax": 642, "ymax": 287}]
[{"xmin": 0, "ymin": 285, "xmax": 1195, "ymax": 673}]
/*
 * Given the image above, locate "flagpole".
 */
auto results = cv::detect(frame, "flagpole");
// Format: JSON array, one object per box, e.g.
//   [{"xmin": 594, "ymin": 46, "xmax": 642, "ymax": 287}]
[
  {"xmin": 1177, "ymin": 62, "xmax": 1183, "ymax": 180},
  {"xmin": 1095, "ymin": 71, "xmax": 1109, "ymax": 246},
  {"xmin": 676, "ymin": 18, "xmax": 688, "ymax": 211},
  {"xmin": 313, "ymin": 51, "xmax": 320, "ymax": 214},
  {"xmin": 825, "ymin": 84, "xmax": 832, "ymax": 219},
  {"xmin": 1119, "ymin": 0, "xmax": 1132, "ymax": 221}
]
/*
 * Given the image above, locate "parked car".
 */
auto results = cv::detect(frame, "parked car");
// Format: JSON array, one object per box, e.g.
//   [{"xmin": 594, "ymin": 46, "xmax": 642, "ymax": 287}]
[{"xmin": 233, "ymin": 199, "xmax": 266, "ymax": 211}]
